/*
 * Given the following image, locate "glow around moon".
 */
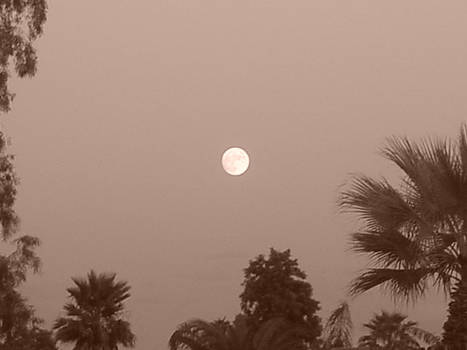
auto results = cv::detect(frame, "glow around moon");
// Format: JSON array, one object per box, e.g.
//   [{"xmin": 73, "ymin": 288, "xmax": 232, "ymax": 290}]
[{"xmin": 222, "ymin": 147, "xmax": 250, "ymax": 176}]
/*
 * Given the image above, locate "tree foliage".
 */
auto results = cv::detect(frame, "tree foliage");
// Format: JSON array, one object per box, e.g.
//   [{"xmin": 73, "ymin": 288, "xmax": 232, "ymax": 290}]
[
  {"xmin": 442, "ymin": 278, "xmax": 467, "ymax": 349},
  {"xmin": 358, "ymin": 311, "xmax": 439, "ymax": 350},
  {"xmin": 0, "ymin": 132, "xmax": 40, "ymax": 284},
  {"xmin": 0, "ymin": 285, "xmax": 56, "ymax": 350},
  {"xmin": 339, "ymin": 126, "xmax": 467, "ymax": 347},
  {"xmin": 0, "ymin": 0, "xmax": 48, "ymax": 112},
  {"xmin": 240, "ymin": 248, "xmax": 322, "ymax": 345},
  {"xmin": 169, "ymin": 314, "xmax": 311, "ymax": 350},
  {"xmin": 322, "ymin": 301, "xmax": 353, "ymax": 349},
  {"xmin": 54, "ymin": 270, "xmax": 136, "ymax": 350},
  {"xmin": 0, "ymin": 2, "xmax": 49, "ymax": 345},
  {"xmin": 0, "ymin": 131, "xmax": 47, "ymax": 347}
]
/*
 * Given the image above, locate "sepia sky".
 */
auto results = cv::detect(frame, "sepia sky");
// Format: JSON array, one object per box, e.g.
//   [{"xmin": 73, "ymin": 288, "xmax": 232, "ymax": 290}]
[{"xmin": 5, "ymin": 1, "xmax": 467, "ymax": 349}]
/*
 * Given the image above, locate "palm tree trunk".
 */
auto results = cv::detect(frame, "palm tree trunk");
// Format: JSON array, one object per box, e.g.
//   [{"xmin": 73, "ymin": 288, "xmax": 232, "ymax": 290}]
[{"xmin": 442, "ymin": 258, "xmax": 467, "ymax": 350}]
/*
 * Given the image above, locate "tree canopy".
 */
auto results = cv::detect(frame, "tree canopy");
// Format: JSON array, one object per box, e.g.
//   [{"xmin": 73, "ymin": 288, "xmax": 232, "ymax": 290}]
[
  {"xmin": 169, "ymin": 314, "xmax": 312, "ymax": 350},
  {"xmin": 442, "ymin": 278, "xmax": 467, "ymax": 349},
  {"xmin": 0, "ymin": 0, "xmax": 48, "ymax": 112},
  {"xmin": 340, "ymin": 126, "xmax": 467, "ymax": 347},
  {"xmin": 240, "ymin": 248, "xmax": 322, "ymax": 345},
  {"xmin": 0, "ymin": 131, "xmax": 47, "ymax": 348},
  {"xmin": 0, "ymin": 288, "xmax": 56, "ymax": 350},
  {"xmin": 54, "ymin": 270, "xmax": 136, "ymax": 350},
  {"xmin": 358, "ymin": 311, "xmax": 438, "ymax": 350}
]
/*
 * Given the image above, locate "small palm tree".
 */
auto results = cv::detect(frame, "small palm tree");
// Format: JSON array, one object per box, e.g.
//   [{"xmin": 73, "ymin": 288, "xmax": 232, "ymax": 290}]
[
  {"xmin": 54, "ymin": 270, "xmax": 135, "ymax": 350},
  {"xmin": 252, "ymin": 317, "xmax": 311, "ymax": 350},
  {"xmin": 322, "ymin": 301, "xmax": 353, "ymax": 349},
  {"xmin": 169, "ymin": 314, "xmax": 310, "ymax": 350},
  {"xmin": 358, "ymin": 311, "xmax": 438, "ymax": 350},
  {"xmin": 339, "ymin": 125, "xmax": 467, "ymax": 347}
]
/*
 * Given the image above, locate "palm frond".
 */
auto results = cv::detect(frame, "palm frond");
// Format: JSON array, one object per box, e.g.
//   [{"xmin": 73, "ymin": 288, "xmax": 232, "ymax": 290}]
[
  {"xmin": 169, "ymin": 319, "xmax": 229, "ymax": 350},
  {"xmin": 55, "ymin": 271, "xmax": 133, "ymax": 349},
  {"xmin": 351, "ymin": 230, "xmax": 424, "ymax": 268},
  {"xmin": 341, "ymin": 126, "xmax": 467, "ymax": 302},
  {"xmin": 340, "ymin": 176, "xmax": 414, "ymax": 230},
  {"xmin": 408, "ymin": 326, "xmax": 440, "ymax": 346},
  {"xmin": 255, "ymin": 318, "xmax": 310, "ymax": 350},
  {"xmin": 169, "ymin": 333, "xmax": 210, "ymax": 350},
  {"xmin": 323, "ymin": 301, "xmax": 353, "ymax": 349},
  {"xmin": 383, "ymin": 136, "xmax": 463, "ymax": 221},
  {"xmin": 253, "ymin": 318, "xmax": 287, "ymax": 350},
  {"xmin": 360, "ymin": 311, "xmax": 435, "ymax": 350},
  {"xmin": 349, "ymin": 268, "xmax": 429, "ymax": 301},
  {"xmin": 459, "ymin": 124, "xmax": 467, "ymax": 180}
]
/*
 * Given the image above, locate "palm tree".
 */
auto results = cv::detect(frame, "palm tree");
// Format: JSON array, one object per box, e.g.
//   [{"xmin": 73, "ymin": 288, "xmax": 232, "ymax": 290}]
[
  {"xmin": 322, "ymin": 301, "xmax": 353, "ymax": 349},
  {"xmin": 54, "ymin": 270, "xmax": 135, "ymax": 350},
  {"xmin": 169, "ymin": 317, "xmax": 245, "ymax": 350},
  {"xmin": 339, "ymin": 125, "xmax": 467, "ymax": 347},
  {"xmin": 169, "ymin": 314, "xmax": 310, "ymax": 350},
  {"xmin": 358, "ymin": 311, "xmax": 438, "ymax": 350}
]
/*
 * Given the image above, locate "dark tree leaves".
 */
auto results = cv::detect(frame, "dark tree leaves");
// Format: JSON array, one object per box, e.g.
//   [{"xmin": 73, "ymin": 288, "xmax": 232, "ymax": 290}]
[
  {"xmin": 0, "ymin": 131, "xmax": 44, "ymax": 347},
  {"xmin": 0, "ymin": 286, "xmax": 57, "ymax": 350},
  {"xmin": 322, "ymin": 301, "xmax": 353, "ymax": 349},
  {"xmin": 358, "ymin": 311, "xmax": 439, "ymax": 350},
  {"xmin": 240, "ymin": 248, "xmax": 322, "ymax": 344},
  {"xmin": 0, "ymin": 132, "xmax": 40, "ymax": 285},
  {"xmin": 0, "ymin": 132, "xmax": 19, "ymax": 240},
  {"xmin": 54, "ymin": 270, "xmax": 136, "ymax": 349},
  {"xmin": 443, "ymin": 278, "xmax": 467, "ymax": 349},
  {"xmin": 0, "ymin": 0, "xmax": 48, "ymax": 112}
]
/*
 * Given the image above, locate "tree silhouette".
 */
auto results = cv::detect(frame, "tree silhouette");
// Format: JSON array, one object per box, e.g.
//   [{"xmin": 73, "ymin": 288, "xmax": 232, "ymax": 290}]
[
  {"xmin": 0, "ymin": 132, "xmax": 45, "ymax": 347},
  {"xmin": 322, "ymin": 301, "xmax": 353, "ymax": 349},
  {"xmin": 0, "ymin": 281, "xmax": 56, "ymax": 350},
  {"xmin": 240, "ymin": 248, "xmax": 322, "ymax": 347},
  {"xmin": 0, "ymin": 3, "xmax": 49, "ymax": 346},
  {"xmin": 0, "ymin": 0, "xmax": 48, "ymax": 113},
  {"xmin": 54, "ymin": 270, "xmax": 135, "ymax": 350},
  {"xmin": 169, "ymin": 314, "xmax": 311, "ymax": 350},
  {"xmin": 358, "ymin": 311, "xmax": 438, "ymax": 350},
  {"xmin": 442, "ymin": 278, "xmax": 467, "ymax": 349},
  {"xmin": 340, "ymin": 126, "xmax": 467, "ymax": 347}
]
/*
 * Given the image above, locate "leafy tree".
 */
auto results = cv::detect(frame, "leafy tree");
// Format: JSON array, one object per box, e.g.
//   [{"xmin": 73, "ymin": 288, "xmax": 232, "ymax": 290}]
[
  {"xmin": 54, "ymin": 270, "xmax": 135, "ymax": 350},
  {"xmin": 0, "ymin": 0, "xmax": 48, "ymax": 113},
  {"xmin": 0, "ymin": 133, "xmax": 20, "ymax": 240},
  {"xmin": 0, "ymin": 131, "xmax": 47, "ymax": 348},
  {"xmin": 442, "ymin": 279, "xmax": 467, "ymax": 349},
  {"xmin": 169, "ymin": 314, "xmax": 311, "ymax": 350},
  {"xmin": 0, "ymin": 1, "xmax": 49, "ymax": 344},
  {"xmin": 339, "ymin": 126, "xmax": 467, "ymax": 347},
  {"xmin": 240, "ymin": 248, "xmax": 322, "ymax": 346},
  {"xmin": 358, "ymin": 311, "xmax": 438, "ymax": 350},
  {"xmin": 322, "ymin": 301, "xmax": 352, "ymax": 349},
  {"xmin": 0, "ymin": 285, "xmax": 56, "ymax": 350},
  {"xmin": 0, "ymin": 132, "xmax": 40, "ymax": 283}
]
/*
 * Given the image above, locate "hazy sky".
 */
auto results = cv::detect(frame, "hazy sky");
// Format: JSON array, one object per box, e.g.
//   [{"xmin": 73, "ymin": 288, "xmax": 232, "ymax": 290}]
[{"xmin": 5, "ymin": 1, "xmax": 467, "ymax": 349}]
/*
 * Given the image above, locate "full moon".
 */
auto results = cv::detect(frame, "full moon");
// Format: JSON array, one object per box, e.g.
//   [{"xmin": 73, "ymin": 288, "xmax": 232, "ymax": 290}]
[{"xmin": 222, "ymin": 147, "xmax": 250, "ymax": 176}]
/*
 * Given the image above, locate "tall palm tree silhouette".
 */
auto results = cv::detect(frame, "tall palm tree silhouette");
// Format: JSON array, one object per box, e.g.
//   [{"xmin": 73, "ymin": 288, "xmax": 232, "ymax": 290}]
[
  {"xmin": 340, "ymin": 126, "xmax": 467, "ymax": 346},
  {"xmin": 54, "ymin": 270, "xmax": 135, "ymax": 350}
]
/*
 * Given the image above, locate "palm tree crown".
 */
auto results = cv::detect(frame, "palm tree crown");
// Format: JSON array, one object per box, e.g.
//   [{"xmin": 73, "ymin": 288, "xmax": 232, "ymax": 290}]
[
  {"xmin": 322, "ymin": 301, "xmax": 353, "ymax": 349},
  {"xmin": 340, "ymin": 126, "xmax": 467, "ymax": 300},
  {"xmin": 340, "ymin": 126, "xmax": 467, "ymax": 347},
  {"xmin": 169, "ymin": 314, "xmax": 310, "ymax": 350},
  {"xmin": 54, "ymin": 270, "xmax": 135, "ymax": 350},
  {"xmin": 358, "ymin": 311, "xmax": 438, "ymax": 350}
]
